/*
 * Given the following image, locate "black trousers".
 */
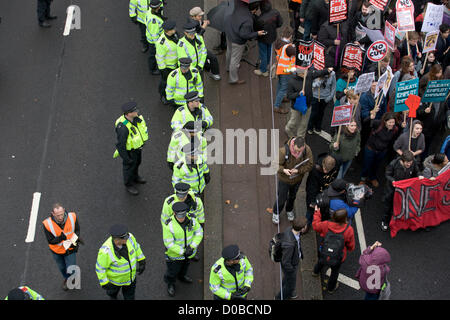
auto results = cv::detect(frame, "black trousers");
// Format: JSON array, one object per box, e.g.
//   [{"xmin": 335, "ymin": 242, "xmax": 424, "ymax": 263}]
[
  {"xmin": 37, "ymin": 0, "xmax": 52, "ymax": 22},
  {"xmin": 164, "ymin": 258, "xmax": 190, "ymax": 285},
  {"xmin": 148, "ymin": 43, "xmax": 157, "ymax": 72},
  {"xmin": 123, "ymin": 149, "xmax": 142, "ymax": 186},
  {"xmin": 137, "ymin": 22, "xmax": 148, "ymax": 45},
  {"xmin": 382, "ymin": 190, "xmax": 395, "ymax": 225},
  {"xmin": 105, "ymin": 280, "xmax": 136, "ymax": 300},
  {"xmin": 314, "ymin": 261, "xmax": 342, "ymax": 291},
  {"xmin": 275, "ymin": 265, "xmax": 298, "ymax": 299},
  {"xmin": 159, "ymin": 68, "xmax": 174, "ymax": 98},
  {"xmin": 273, "ymin": 180, "xmax": 301, "ymax": 216},
  {"xmin": 204, "ymin": 50, "xmax": 220, "ymax": 75}
]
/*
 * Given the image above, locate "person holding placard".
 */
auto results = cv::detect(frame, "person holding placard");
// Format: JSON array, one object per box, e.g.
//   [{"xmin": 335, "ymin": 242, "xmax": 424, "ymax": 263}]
[
  {"xmin": 399, "ymin": 31, "xmax": 423, "ymax": 65},
  {"xmin": 419, "ymin": 64, "xmax": 443, "ymax": 96},
  {"xmin": 419, "ymin": 51, "xmax": 439, "ymax": 76},
  {"xmin": 330, "ymin": 119, "xmax": 361, "ymax": 179}
]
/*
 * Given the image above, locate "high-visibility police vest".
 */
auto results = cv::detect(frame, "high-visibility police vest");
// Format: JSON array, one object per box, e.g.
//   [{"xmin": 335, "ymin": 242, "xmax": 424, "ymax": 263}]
[
  {"xmin": 167, "ymin": 130, "xmax": 207, "ymax": 164},
  {"xmin": 162, "ymin": 215, "xmax": 203, "ymax": 260},
  {"xmin": 209, "ymin": 256, "xmax": 254, "ymax": 300},
  {"xmin": 165, "ymin": 68, "xmax": 204, "ymax": 105},
  {"xmin": 177, "ymin": 35, "xmax": 207, "ymax": 70},
  {"xmin": 42, "ymin": 212, "xmax": 77, "ymax": 255},
  {"xmin": 129, "ymin": 0, "xmax": 148, "ymax": 24},
  {"xmin": 161, "ymin": 191, "xmax": 205, "ymax": 225},
  {"xmin": 5, "ymin": 286, "xmax": 45, "ymax": 300},
  {"xmin": 276, "ymin": 43, "xmax": 296, "ymax": 75},
  {"xmin": 145, "ymin": 10, "xmax": 164, "ymax": 44},
  {"xmin": 170, "ymin": 103, "xmax": 213, "ymax": 131},
  {"xmin": 156, "ymin": 33, "xmax": 179, "ymax": 70},
  {"xmin": 172, "ymin": 160, "xmax": 209, "ymax": 194},
  {"xmin": 114, "ymin": 115, "xmax": 149, "ymax": 153},
  {"xmin": 95, "ymin": 233, "xmax": 145, "ymax": 287}
]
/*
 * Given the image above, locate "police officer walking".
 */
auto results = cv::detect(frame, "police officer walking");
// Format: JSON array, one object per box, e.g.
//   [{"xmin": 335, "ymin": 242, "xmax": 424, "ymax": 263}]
[
  {"xmin": 145, "ymin": 0, "xmax": 165, "ymax": 75},
  {"xmin": 129, "ymin": 0, "xmax": 150, "ymax": 53},
  {"xmin": 162, "ymin": 202, "xmax": 203, "ymax": 297},
  {"xmin": 114, "ymin": 102, "xmax": 149, "ymax": 195},
  {"xmin": 95, "ymin": 224, "xmax": 146, "ymax": 300},
  {"xmin": 170, "ymin": 91, "xmax": 213, "ymax": 131},
  {"xmin": 156, "ymin": 20, "xmax": 179, "ymax": 105},
  {"xmin": 209, "ymin": 244, "xmax": 254, "ymax": 300}
]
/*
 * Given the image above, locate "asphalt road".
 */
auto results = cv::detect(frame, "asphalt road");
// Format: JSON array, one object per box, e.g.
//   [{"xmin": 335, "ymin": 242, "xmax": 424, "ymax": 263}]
[{"xmin": 0, "ymin": 0, "xmax": 203, "ymax": 300}]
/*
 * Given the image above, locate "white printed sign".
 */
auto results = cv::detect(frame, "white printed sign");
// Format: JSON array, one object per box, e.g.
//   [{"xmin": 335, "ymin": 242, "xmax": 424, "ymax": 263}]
[{"xmin": 421, "ymin": 4, "xmax": 444, "ymax": 33}]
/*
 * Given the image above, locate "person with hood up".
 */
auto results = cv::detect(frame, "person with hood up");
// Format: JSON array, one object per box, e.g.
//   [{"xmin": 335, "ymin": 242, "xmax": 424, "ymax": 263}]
[{"xmin": 355, "ymin": 241, "xmax": 391, "ymax": 300}]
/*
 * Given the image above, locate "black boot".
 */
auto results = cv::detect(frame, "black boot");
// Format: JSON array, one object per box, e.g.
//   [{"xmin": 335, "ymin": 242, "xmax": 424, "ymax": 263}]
[{"xmin": 167, "ymin": 283, "xmax": 175, "ymax": 297}]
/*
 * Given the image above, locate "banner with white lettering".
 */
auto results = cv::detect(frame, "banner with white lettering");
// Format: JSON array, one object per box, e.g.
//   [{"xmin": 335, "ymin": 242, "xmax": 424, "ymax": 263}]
[
  {"xmin": 391, "ymin": 169, "xmax": 450, "ymax": 238},
  {"xmin": 329, "ymin": 0, "xmax": 348, "ymax": 24},
  {"xmin": 421, "ymin": 79, "xmax": 450, "ymax": 103},
  {"xmin": 384, "ymin": 20, "xmax": 396, "ymax": 50},
  {"xmin": 296, "ymin": 40, "xmax": 314, "ymax": 69},
  {"xmin": 313, "ymin": 41, "xmax": 326, "ymax": 70},
  {"xmin": 396, "ymin": 0, "xmax": 415, "ymax": 32},
  {"xmin": 369, "ymin": 0, "xmax": 391, "ymax": 12},
  {"xmin": 394, "ymin": 78, "xmax": 419, "ymax": 112},
  {"xmin": 341, "ymin": 43, "xmax": 365, "ymax": 71}
]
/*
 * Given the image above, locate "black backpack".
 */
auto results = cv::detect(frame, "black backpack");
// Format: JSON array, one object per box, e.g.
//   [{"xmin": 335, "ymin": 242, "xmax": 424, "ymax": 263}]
[
  {"xmin": 319, "ymin": 224, "xmax": 350, "ymax": 267},
  {"xmin": 269, "ymin": 232, "xmax": 284, "ymax": 263}
]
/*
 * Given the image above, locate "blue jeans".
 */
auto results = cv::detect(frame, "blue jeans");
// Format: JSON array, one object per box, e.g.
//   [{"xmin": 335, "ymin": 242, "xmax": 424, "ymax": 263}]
[
  {"xmin": 52, "ymin": 252, "xmax": 77, "ymax": 279},
  {"xmin": 274, "ymin": 74, "xmax": 292, "ymax": 108},
  {"xmin": 337, "ymin": 160, "xmax": 353, "ymax": 179},
  {"xmin": 258, "ymin": 42, "xmax": 272, "ymax": 73},
  {"xmin": 361, "ymin": 147, "xmax": 386, "ymax": 181}
]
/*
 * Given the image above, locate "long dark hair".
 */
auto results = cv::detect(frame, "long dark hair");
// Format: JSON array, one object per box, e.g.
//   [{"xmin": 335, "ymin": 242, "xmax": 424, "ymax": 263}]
[{"xmin": 373, "ymin": 112, "xmax": 398, "ymax": 136}]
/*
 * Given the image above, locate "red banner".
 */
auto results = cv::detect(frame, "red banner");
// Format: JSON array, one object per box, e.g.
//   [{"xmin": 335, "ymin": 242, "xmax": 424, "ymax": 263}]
[
  {"xmin": 329, "ymin": 0, "xmax": 348, "ymax": 24},
  {"xmin": 391, "ymin": 169, "xmax": 450, "ymax": 237},
  {"xmin": 369, "ymin": 0, "xmax": 390, "ymax": 12},
  {"xmin": 341, "ymin": 43, "xmax": 365, "ymax": 71},
  {"xmin": 313, "ymin": 41, "xmax": 325, "ymax": 70}
]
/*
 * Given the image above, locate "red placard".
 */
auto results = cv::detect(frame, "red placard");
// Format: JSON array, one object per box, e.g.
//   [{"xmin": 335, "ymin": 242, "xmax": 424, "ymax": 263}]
[
  {"xmin": 331, "ymin": 104, "xmax": 354, "ymax": 127},
  {"xmin": 313, "ymin": 41, "xmax": 325, "ymax": 70},
  {"xmin": 384, "ymin": 20, "xmax": 396, "ymax": 50},
  {"xmin": 341, "ymin": 43, "xmax": 365, "ymax": 71},
  {"xmin": 367, "ymin": 40, "xmax": 388, "ymax": 62},
  {"xmin": 296, "ymin": 40, "xmax": 314, "ymax": 69},
  {"xmin": 369, "ymin": 0, "xmax": 390, "ymax": 12},
  {"xmin": 329, "ymin": 0, "xmax": 348, "ymax": 24},
  {"xmin": 396, "ymin": 0, "xmax": 415, "ymax": 32}
]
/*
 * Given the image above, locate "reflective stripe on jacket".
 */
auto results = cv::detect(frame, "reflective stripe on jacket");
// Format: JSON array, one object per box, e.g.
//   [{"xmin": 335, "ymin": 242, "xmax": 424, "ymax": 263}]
[
  {"xmin": 114, "ymin": 115, "xmax": 149, "ymax": 151},
  {"xmin": 156, "ymin": 33, "xmax": 179, "ymax": 70},
  {"xmin": 145, "ymin": 11, "xmax": 163, "ymax": 44},
  {"xmin": 170, "ymin": 104, "xmax": 213, "ymax": 131},
  {"xmin": 161, "ymin": 191, "xmax": 205, "ymax": 225},
  {"xmin": 177, "ymin": 35, "xmax": 207, "ymax": 69},
  {"xmin": 172, "ymin": 160, "xmax": 209, "ymax": 194},
  {"xmin": 162, "ymin": 215, "xmax": 203, "ymax": 260},
  {"xmin": 276, "ymin": 44, "xmax": 295, "ymax": 75},
  {"xmin": 165, "ymin": 68, "xmax": 204, "ymax": 105},
  {"xmin": 42, "ymin": 212, "xmax": 77, "ymax": 255}
]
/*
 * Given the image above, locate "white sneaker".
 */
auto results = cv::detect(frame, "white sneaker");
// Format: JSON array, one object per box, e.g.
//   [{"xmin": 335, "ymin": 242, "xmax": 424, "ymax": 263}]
[
  {"xmin": 210, "ymin": 73, "xmax": 221, "ymax": 81},
  {"xmin": 262, "ymin": 71, "xmax": 269, "ymax": 77},
  {"xmin": 287, "ymin": 211, "xmax": 295, "ymax": 221},
  {"xmin": 254, "ymin": 69, "xmax": 263, "ymax": 76},
  {"xmin": 313, "ymin": 129, "xmax": 322, "ymax": 135},
  {"xmin": 272, "ymin": 213, "xmax": 279, "ymax": 224}
]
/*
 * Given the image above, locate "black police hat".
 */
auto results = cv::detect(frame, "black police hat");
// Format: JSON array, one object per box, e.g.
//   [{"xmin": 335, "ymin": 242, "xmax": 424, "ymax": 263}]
[
  {"xmin": 222, "ymin": 244, "xmax": 240, "ymax": 260},
  {"xmin": 110, "ymin": 224, "xmax": 129, "ymax": 239},
  {"xmin": 172, "ymin": 202, "xmax": 189, "ymax": 218},
  {"xmin": 121, "ymin": 101, "xmax": 137, "ymax": 113},
  {"xmin": 162, "ymin": 20, "xmax": 176, "ymax": 31},
  {"xmin": 149, "ymin": 0, "xmax": 162, "ymax": 8},
  {"xmin": 7, "ymin": 288, "xmax": 29, "ymax": 300},
  {"xmin": 184, "ymin": 91, "xmax": 200, "ymax": 102},
  {"xmin": 183, "ymin": 21, "xmax": 197, "ymax": 33},
  {"xmin": 175, "ymin": 182, "xmax": 190, "ymax": 194},
  {"xmin": 179, "ymin": 57, "xmax": 192, "ymax": 68}
]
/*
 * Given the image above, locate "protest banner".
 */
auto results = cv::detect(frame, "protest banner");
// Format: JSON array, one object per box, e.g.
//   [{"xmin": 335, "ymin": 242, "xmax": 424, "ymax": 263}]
[
  {"xmin": 421, "ymin": 79, "xmax": 450, "ymax": 103},
  {"xmin": 421, "ymin": 3, "xmax": 444, "ymax": 33},
  {"xmin": 313, "ymin": 41, "xmax": 325, "ymax": 70},
  {"xmin": 341, "ymin": 43, "xmax": 365, "ymax": 71},
  {"xmin": 296, "ymin": 40, "xmax": 314, "ymax": 69},
  {"xmin": 390, "ymin": 169, "xmax": 450, "ymax": 238},
  {"xmin": 396, "ymin": 0, "xmax": 415, "ymax": 32},
  {"xmin": 367, "ymin": 40, "xmax": 388, "ymax": 62},
  {"xmin": 369, "ymin": 0, "xmax": 390, "ymax": 12},
  {"xmin": 422, "ymin": 30, "xmax": 439, "ymax": 54},
  {"xmin": 394, "ymin": 78, "xmax": 419, "ymax": 112},
  {"xmin": 354, "ymin": 72, "xmax": 375, "ymax": 94},
  {"xmin": 331, "ymin": 105, "xmax": 354, "ymax": 127},
  {"xmin": 384, "ymin": 20, "xmax": 396, "ymax": 50},
  {"xmin": 329, "ymin": 0, "xmax": 348, "ymax": 24}
]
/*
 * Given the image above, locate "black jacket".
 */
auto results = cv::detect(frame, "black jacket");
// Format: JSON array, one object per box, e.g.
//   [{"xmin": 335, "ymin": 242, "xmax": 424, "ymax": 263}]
[
  {"xmin": 309, "ymin": 0, "xmax": 329, "ymax": 36},
  {"xmin": 280, "ymin": 228, "xmax": 303, "ymax": 273},
  {"xmin": 254, "ymin": 1, "xmax": 283, "ymax": 44},
  {"xmin": 317, "ymin": 21, "xmax": 349, "ymax": 69},
  {"xmin": 116, "ymin": 116, "xmax": 144, "ymax": 163},
  {"xmin": 416, "ymin": 102, "xmax": 447, "ymax": 137},
  {"xmin": 287, "ymin": 68, "xmax": 330, "ymax": 107},
  {"xmin": 384, "ymin": 157, "xmax": 419, "ymax": 194},
  {"xmin": 224, "ymin": 0, "xmax": 258, "ymax": 45}
]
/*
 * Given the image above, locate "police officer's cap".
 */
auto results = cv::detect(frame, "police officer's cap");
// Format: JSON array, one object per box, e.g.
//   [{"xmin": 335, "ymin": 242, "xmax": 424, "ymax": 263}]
[
  {"xmin": 184, "ymin": 91, "xmax": 200, "ymax": 102},
  {"xmin": 172, "ymin": 202, "xmax": 189, "ymax": 218},
  {"xmin": 149, "ymin": 0, "xmax": 162, "ymax": 8},
  {"xmin": 121, "ymin": 101, "xmax": 137, "ymax": 113},
  {"xmin": 175, "ymin": 182, "xmax": 190, "ymax": 194},
  {"xmin": 183, "ymin": 21, "xmax": 197, "ymax": 33},
  {"xmin": 7, "ymin": 288, "xmax": 29, "ymax": 300},
  {"xmin": 109, "ymin": 224, "xmax": 129, "ymax": 239},
  {"xmin": 162, "ymin": 20, "xmax": 176, "ymax": 31},
  {"xmin": 222, "ymin": 244, "xmax": 241, "ymax": 260},
  {"xmin": 179, "ymin": 57, "xmax": 192, "ymax": 68}
]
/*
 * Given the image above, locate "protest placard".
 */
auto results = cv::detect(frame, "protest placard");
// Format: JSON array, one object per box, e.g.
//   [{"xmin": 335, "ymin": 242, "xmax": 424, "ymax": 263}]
[
  {"xmin": 354, "ymin": 72, "xmax": 375, "ymax": 94},
  {"xmin": 375, "ymin": 66, "xmax": 393, "ymax": 98},
  {"xmin": 422, "ymin": 30, "xmax": 439, "ymax": 53},
  {"xmin": 296, "ymin": 40, "xmax": 314, "ymax": 69},
  {"xmin": 384, "ymin": 20, "xmax": 396, "ymax": 50},
  {"xmin": 396, "ymin": 0, "xmax": 415, "ymax": 32},
  {"xmin": 341, "ymin": 43, "xmax": 365, "ymax": 71},
  {"xmin": 313, "ymin": 41, "xmax": 325, "ymax": 70},
  {"xmin": 421, "ymin": 79, "xmax": 450, "ymax": 103},
  {"xmin": 367, "ymin": 40, "xmax": 388, "ymax": 62},
  {"xmin": 394, "ymin": 78, "xmax": 419, "ymax": 112},
  {"xmin": 361, "ymin": 26, "xmax": 385, "ymax": 42},
  {"xmin": 421, "ymin": 3, "xmax": 444, "ymax": 33},
  {"xmin": 329, "ymin": 0, "xmax": 348, "ymax": 24},
  {"xmin": 369, "ymin": 0, "xmax": 390, "ymax": 12},
  {"xmin": 331, "ymin": 104, "xmax": 354, "ymax": 127}
]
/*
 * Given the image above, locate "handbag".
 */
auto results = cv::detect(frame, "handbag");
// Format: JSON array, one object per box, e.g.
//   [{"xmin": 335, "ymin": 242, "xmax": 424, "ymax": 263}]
[
  {"xmin": 379, "ymin": 276, "xmax": 391, "ymax": 300},
  {"xmin": 293, "ymin": 93, "xmax": 308, "ymax": 115}
]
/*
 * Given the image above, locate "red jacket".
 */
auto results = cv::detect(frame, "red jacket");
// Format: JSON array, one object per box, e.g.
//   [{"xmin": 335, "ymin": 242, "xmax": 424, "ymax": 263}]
[{"xmin": 312, "ymin": 208, "xmax": 356, "ymax": 262}]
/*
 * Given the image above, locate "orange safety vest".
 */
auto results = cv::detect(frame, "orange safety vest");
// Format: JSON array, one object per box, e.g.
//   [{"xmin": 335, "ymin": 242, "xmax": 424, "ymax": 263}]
[
  {"xmin": 291, "ymin": 0, "xmax": 302, "ymax": 3},
  {"xmin": 43, "ymin": 212, "xmax": 77, "ymax": 255},
  {"xmin": 276, "ymin": 44, "xmax": 296, "ymax": 75}
]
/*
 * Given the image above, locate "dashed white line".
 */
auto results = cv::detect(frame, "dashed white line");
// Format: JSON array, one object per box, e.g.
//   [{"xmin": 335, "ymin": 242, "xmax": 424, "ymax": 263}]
[{"xmin": 25, "ymin": 192, "xmax": 41, "ymax": 243}]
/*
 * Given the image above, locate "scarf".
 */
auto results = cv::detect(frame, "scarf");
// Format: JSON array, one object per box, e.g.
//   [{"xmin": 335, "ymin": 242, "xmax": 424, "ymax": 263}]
[{"xmin": 289, "ymin": 138, "xmax": 302, "ymax": 159}]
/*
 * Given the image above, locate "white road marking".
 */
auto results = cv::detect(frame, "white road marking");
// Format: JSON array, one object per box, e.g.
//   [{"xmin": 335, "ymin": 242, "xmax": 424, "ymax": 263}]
[
  {"xmin": 25, "ymin": 192, "xmax": 41, "ymax": 243},
  {"xmin": 316, "ymin": 130, "xmax": 332, "ymax": 143},
  {"xmin": 63, "ymin": 6, "xmax": 75, "ymax": 36},
  {"xmin": 355, "ymin": 209, "xmax": 367, "ymax": 254},
  {"xmin": 326, "ymin": 268, "xmax": 361, "ymax": 290}
]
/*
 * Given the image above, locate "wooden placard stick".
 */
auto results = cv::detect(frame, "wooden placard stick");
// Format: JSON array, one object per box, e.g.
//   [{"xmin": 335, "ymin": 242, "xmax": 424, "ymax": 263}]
[
  {"xmin": 420, "ymin": 52, "xmax": 429, "ymax": 75},
  {"xmin": 408, "ymin": 116, "xmax": 414, "ymax": 151},
  {"xmin": 352, "ymin": 94, "xmax": 361, "ymax": 118},
  {"xmin": 346, "ymin": 71, "xmax": 351, "ymax": 89},
  {"xmin": 336, "ymin": 125, "xmax": 343, "ymax": 144},
  {"xmin": 406, "ymin": 32, "xmax": 411, "ymax": 57}
]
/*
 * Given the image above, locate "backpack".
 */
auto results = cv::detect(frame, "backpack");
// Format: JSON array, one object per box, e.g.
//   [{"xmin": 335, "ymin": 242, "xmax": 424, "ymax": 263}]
[
  {"xmin": 319, "ymin": 224, "xmax": 350, "ymax": 267},
  {"xmin": 269, "ymin": 232, "xmax": 284, "ymax": 263}
]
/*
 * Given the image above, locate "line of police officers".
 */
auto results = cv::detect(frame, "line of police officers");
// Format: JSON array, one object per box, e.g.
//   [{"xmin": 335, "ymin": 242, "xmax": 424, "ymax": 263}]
[{"xmin": 5, "ymin": 0, "xmax": 253, "ymax": 301}]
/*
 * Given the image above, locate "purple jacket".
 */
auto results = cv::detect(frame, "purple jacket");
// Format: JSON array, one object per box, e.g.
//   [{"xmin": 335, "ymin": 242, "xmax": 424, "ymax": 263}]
[{"xmin": 355, "ymin": 247, "xmax": 391, "ymax": 294}]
